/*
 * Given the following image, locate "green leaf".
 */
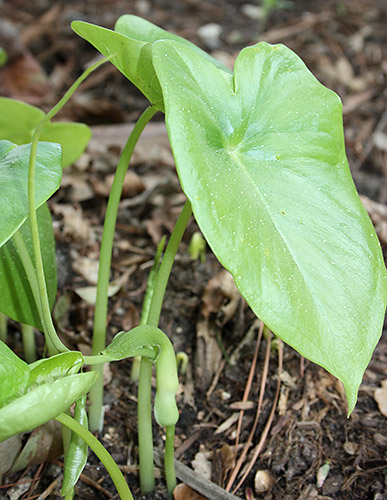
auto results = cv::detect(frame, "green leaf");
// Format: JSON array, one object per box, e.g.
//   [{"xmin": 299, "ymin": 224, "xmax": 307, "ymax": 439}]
[
  {"xmin": 71, "ymin": 16, "xmax": 231, "ymax": 112},
  {"xmin": 28, "ymin": 351, "xmax": 84, "ymax": 388},
  {"xmin": 0, "ymin": 371, "xmax": 98, "ymax": 442},
  {"xmin": 61, "ymin": 395, "xmax": 88, "ymax": 496},
  {"xmin": 0, "ymin": 140, "xmax": 62, "ymax": 248},
  {"xmin": 39, "ymin": 122, "xmax": 91, "ymax": 168},
  {"xmin": 152, "ymin": 40, "xmax": 387, "ymax": 413},
  {"xmin": 0, "ymin": 204, "xmax": 57, "ymax": 328},
  {"xmin": 0, "ymin": 341, "xmax": 30, "ymax": 408},
  {"xmin": 0, "ymin": 98, "xmax": 91, "ymax": 167},
  {"xmin": 115, "ymin": 15, "xmax": 231, "ymax": 75}
]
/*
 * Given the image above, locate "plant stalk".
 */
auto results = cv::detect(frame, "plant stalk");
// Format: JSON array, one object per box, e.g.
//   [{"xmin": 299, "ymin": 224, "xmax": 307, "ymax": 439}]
[
  {"xmin": 138, "ymin": 356, "xmax": 155, "ymax": 493},
  {"xmin": 55, "ymin": 412, "xmax": 133, "ymax": 500},
  {"xmin": 21, "ymin": 324, "xmax": 36, "ymax": 363},
  {"xmin": 88, "ymin": 105, "xmax": 158, "ymax": 432},
  {"xmin": 147, "ymin": 201, "xmax": 192, "ymax": 328},
  {"xmin": 138, "ymin": 200, "xmax": 192, "ymax": 491},
  {"xmin": 0, "ymin": 313, "xmax": 7, "ymax": 342},
  {"xmin": 165, "ymin": 425, "xmax": 177, "ymax": 493},
  {"xmin": 28, "ymin": 57, "xmax": 111, "ymax": 354}
]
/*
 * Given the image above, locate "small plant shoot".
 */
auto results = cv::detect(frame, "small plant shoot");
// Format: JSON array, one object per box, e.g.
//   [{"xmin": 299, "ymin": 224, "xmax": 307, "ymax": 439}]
[{"xmin": 0, "ymin": 13, "xmax": 386, "ymax": 499}]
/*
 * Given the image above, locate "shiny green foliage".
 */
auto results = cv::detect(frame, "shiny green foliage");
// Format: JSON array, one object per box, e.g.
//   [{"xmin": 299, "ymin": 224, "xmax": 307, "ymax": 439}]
[
  {"xmin": 0, "ymin": 341, "xmax": 29, "ymax": 408},
  {"xmin": 151, "ymin": 40, "xmax": 387, "ymax": 412},
  {"xmin": 0, "ymin": 140, "xmax": 62, "ymax": 248},
  {"xmin": 0, "ymin": 204, "xmax": 57, "ymax": 328},
  {"xmin": 71, "ymin": 15, "xmax": 230, "ymax": 112},
  {"xmin": 61, "ymin": 395, "xmax": 89, "ymax": 496},
  {"xmin": 0, "ymin": 98, "xmax": 91, "ymax": 167},
  {"xmin": 0, "ymin": 344, "xmax": 97, "ymax": 443}
]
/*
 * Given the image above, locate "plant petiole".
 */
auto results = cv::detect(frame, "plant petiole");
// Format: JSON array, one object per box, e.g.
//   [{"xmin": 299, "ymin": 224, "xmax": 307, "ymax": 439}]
[
  {"xmin": 55, "ymin": 412, "xmax": 134, "ymax": 500},
  {"xmin": 27, "ymin": 57, "xmax": 113, "ymax": 355},
  {"xmin": 137, "ymin": 200, "xmax": 192, "ymax": 490},
  {"xmin": 89, "ymin": 104, "xmax": 158, "ymax": 432}
]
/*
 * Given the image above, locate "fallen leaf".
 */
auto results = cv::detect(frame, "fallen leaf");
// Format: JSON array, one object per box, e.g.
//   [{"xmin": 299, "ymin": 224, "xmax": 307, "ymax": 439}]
[
  {"xmin": 374, "ymin": 379, "xmax": 387, "ymax": 417},
  {"xmin": 173, "ymin": 483, "xmax": 208, "ymax": 500},
  {"xmin": 192, "ymin": 451, "xmax": 212, "ymax": 481}
]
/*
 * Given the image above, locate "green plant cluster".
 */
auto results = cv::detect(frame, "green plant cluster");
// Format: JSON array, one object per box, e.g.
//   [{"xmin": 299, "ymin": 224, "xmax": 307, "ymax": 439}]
[{"xmin": 0, "ymin": 14, "xmax": 386, "ymax": 499}]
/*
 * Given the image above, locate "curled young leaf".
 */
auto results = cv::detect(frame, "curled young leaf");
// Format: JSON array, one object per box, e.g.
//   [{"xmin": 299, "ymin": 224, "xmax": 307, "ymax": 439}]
[
  {"xmin": 61, "ymin": 395, "xmax": 88, "ymax": 496},
  {"xmin": 103, "ymin": 325, "xmax": 179, "ymax": 426}
]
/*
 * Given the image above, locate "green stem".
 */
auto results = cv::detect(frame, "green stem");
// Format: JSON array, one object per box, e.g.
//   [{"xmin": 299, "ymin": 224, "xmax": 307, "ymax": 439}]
[
  {"xmin": 165, "ymin": 425, "xmax": 177, "ymax": 494},
  {"xmin": 12, "ymin": 230, "xmax": 43, "ymax": 317},
  {"xmin": 147, "ymin": 201, "xmax": 192, "ymax": 328},
  {"xmin": 138, "ymin": 201, "xmax": 191, "ymax": 491},
  {"xmin": 0, "ymin": 313, "xmax": 6, "ymax": 342},
  {"xmin": 131, "ymin": 236, "xmax": 167, "ymax": 382},
  {"xmin": 28, "ymin": 58, "xmax": 110, "ymax": 355},
  {"xmin": 55, "ymin": 412, "xmax": 133, "ymax": 500},
  {"xmin": 21, "ymin": 324, "xmax": 36, "ymax": 363},
  {"xmin": 88, "ymin": 105, "xmax": 158, "ymax": 432},
  {"xmin": 138, "ymin": 356, "xmax": 155, "ymax": 493},
  {"xmin": 84, "ymin": 347, "xmax": 155, "ymax": 366},
  {"xmin": 12, "ymin": 230, "xmax": 57, "ymax": 354}
]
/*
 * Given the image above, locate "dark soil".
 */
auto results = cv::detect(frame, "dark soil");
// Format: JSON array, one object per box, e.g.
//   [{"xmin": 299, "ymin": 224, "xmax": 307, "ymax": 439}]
[{"xmin": 1, "ymin": 0, "xmax": 386, "ymax": 499}]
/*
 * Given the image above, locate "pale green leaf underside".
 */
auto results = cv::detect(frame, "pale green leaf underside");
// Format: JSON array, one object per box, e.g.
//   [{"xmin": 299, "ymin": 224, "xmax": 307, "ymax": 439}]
[
  {"xmin": 0, "ymin": 204, "xmax": 57, "ymax": 329},
  {"xmin": 0, "ymin": 98, "xmax": 91, "ymax": 167},
  {"xmin": 71, "ymin": 16, "xmax": 230, "ymax": 112},
  {"xmin": 152, "ymin": 40, "xmax": 387, "ymax": 412},
  {"xmin": 0, "ymin": 140, "xmax": 62, "ymax": 248}
]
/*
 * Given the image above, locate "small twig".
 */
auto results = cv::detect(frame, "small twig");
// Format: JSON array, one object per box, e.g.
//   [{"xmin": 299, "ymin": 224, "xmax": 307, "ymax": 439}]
[
  {"xmin": 206, "ymin": 357, "xmax": 227, "ymax": 399},
  {"xmin": 79, "ymin": 472, "xmax": 114, "ymax": 498},
  {"xmin": 232, "ymin": 340, "xmax": 283, "ymax": 493},
  {"xmin": 233, "ymin": 321, "xmax": 263, "ymax": 461},
  {"xmin": 226, "ymin": 328, "xmax": 271, "ymax": 492},
  {"xmin": 36, "ymin": 478, "xmax": 60, "ymax": 500}
]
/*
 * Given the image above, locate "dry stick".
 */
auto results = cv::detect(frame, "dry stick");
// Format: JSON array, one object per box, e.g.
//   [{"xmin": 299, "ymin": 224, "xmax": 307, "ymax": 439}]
[
  {"xmin": 226, "ymin": 329, "xmax": 272, "ymax": 492},
  {"xmin": 233, "ymin": 321, "xmax": 264, "ymax": 461},
  {"xmin": 154, "ymin": 451, "xmax": 240, "ymax": 500},
  {"xmin": 232, "ymin": 340, "xmax": 283, "ymax": 493}
]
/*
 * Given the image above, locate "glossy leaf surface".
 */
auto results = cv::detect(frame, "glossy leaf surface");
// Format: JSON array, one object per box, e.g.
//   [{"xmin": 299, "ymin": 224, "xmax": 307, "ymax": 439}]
[
  {"xmin": 28, "ymin": 351, "xmax": 83, "ymax": 388},
  {"xmin": 71, "ymin": 16, "xmax": 230, "ymax": 112},
  {"xmin": 0, "ymin": 371, "xmax": 98, "ymax": 442},
  {"xmin": 0, "ymin": 341, "xmax": 29, "ymax": 408},
  {"xmin": 0, "ymin": 204, "xmax": 57, "ymax": 328},
  {"xmin": 0, "ymin": 98, "xmax": 91, "ymax": 167},
  {"xmin": 0, "ymin": 140, "xmax": 62, "ymax": 248},
  {"xmin": 152, "ymin": 40, "xmax": 387, "ymax": 412}
]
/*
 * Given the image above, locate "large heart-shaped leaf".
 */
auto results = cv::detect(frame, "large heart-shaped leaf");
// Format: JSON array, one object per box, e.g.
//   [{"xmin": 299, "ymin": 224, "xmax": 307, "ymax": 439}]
[
  {"xmin": 0, "ymin": 140, "xmax": 62, "ymax": 248},
  {"xmin": 152, "ymin": 40, "xmax": 387, "ymax": 412},
  {"xmin": 0, "ymin": 204, "xmax": 57, "ymax": 328},
  {"xmin": 71, "ymin": 16, "xmax": 230, "ymax": 112},
  {"xmin": 0, "ymin": 98, "xmax": 91, "ymax": 167}
]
